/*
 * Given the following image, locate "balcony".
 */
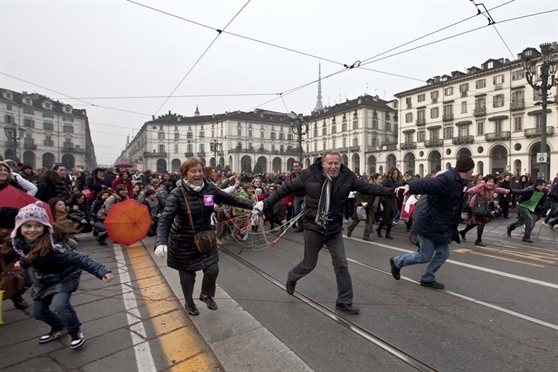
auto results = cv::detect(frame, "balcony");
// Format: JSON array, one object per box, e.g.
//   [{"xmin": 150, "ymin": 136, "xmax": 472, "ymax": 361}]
[
  {"xmin": 349, "ymin": 146, "xmax": 360, "ymax": 152},
  {"xmin": 24, "ymin": 139, "xmax": 37, "ymax": 150},
  {"xmin": 424, "ymin": 139, "xmax": 444, "ymax": 148},
  {"xmin": 432, "ymin": 97, "xmax": 438, "ymax": 103},
  {"xmin": 383, "ymin": 142, "xmax": 397, "ymax": 150},
  {"xmin": 365, "ymin": 146, "xmax": 380, "ymax": 152},
  {"xmin": 43, "ymin": 140, "xmax": 54, "ymax": 147},
  {"xmin": 485, "ymin": 131, "xmax": 511, "ymax": 141},
  {"xmin": 197, "ymin": 152, "xmax": 206, "ymax": 157},
  {"xmin": 442, "ymin": 113, "xmax": 454, "ymax": 122},
  {"xmin": 495, "ymin": 83, "xmax": 503, "ymax": 90},
  {"xmin": 460, "ymin": 91, "xmax": 468, "ymax": 97},
  {"xmin": 474, "ymin": 106, "xmax": 486, "ymax": 117},
  {"xmin": 62, "ymin": 146, "xmax": 86, "ymax": 154},
  {"xmin": 452, "ymin": 135, "xmax": 475, "ymax": 145},
  {"xmin": 511, "ymin": 99, "xmax": 525, "ymax": 111},
  {"xmin": 524, "ymin": 126, "xmax": 555, "ymax": 138},
  {"xmin": 143, "ymin": 151, "xmax": 167, "ymax": 158},
  {"xmin": 416, "ymin": 118, "xmax": 426, "ymax": 126},
  {"xmin": 400, "ymin": 141, "xmax": 417, "ymax": 150},
  {"xmin": 184, "ymin": 152, "xmax": 194, "ymax": 157}
]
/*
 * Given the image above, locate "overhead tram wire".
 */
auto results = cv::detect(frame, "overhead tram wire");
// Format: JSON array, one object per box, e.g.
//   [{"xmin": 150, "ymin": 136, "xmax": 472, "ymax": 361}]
[
  {"xmin": 470, "ymin": 1, "xmax": 516, "ymax": 60},
  {"xmin": 358, "ymin": 0, "xmax": 516, "ymax": 65},
  {"xmin": 249, "ymin": 1, "xmax": 518, "ymax": 111},
  {"xmin": 52, "ymin": 92, "xmax": 280, "ymax": 100},
  {"xmin": 126, "ymin": 0, "xmax": 345, "ymax": 67},
  {"xmin": 0, "ymin": 72, "xmax": 151, "ymax": 117},
  {"xmin": 152, "ymin": 0, "xmax": 252, "ymax": 116}
]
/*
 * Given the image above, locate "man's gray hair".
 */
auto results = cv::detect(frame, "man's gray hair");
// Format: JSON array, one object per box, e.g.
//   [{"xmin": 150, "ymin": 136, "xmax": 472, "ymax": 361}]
[{"xmin": 321, "ymin": 150, "xmax": 342, "ymax": 161}]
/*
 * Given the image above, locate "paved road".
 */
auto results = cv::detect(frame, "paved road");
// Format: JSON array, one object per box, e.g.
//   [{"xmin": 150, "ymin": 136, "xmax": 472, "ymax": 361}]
[{"xmin": 1, "ymin": 214, "xmax": 556, "ymax": 371}]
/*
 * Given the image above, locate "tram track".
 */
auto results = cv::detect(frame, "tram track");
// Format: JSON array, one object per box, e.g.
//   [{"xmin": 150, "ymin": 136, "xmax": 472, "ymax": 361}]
[
  {"xmin": 278, "ymin": 235, "xmax": 558, "ymax": 331},
  {"xmin": 219, "ymin": 245, "xmax": 439, "ymax": 372}
]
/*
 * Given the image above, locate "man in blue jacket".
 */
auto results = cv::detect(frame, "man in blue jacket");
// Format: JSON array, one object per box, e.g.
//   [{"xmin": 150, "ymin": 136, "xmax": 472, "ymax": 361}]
[{"xmin": 389, "ymin": 155, "xmax": 475, "ymax": 289}]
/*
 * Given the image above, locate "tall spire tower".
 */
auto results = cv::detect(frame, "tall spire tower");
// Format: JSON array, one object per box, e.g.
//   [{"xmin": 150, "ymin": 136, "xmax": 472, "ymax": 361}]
[{"xmin": 313, "ymin": 61, "xmax": 324, "ymax": 114}]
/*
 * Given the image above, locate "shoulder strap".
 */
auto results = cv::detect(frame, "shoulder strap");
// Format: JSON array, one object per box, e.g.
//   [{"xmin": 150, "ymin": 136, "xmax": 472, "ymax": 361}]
[{"xmin": 179, "ymin": 186, "xmax": 196, "ymax": 234}]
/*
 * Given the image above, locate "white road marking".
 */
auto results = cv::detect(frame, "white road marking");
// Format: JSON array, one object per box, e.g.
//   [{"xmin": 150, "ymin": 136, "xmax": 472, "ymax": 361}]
[
  {"xmin": 113, "ymin": 244, "xmax": 157, "ymax": 372},
  {"xmin": 346, "ymin": 236, "xmax": 558, "ymax": 289}
]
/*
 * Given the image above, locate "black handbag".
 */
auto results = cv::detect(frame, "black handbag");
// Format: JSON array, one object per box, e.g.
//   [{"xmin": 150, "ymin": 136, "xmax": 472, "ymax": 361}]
[
  {"xmin": 471, "ymin": 188, "xmax": 492, "ymax": 217},
  {"xmin": 179, "ymin": 187, "xmax": 217, "ymax": 254}
]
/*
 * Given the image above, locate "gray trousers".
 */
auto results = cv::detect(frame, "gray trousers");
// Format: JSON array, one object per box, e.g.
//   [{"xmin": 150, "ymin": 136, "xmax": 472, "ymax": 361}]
[{"xmin": 288, "ymin": 229, "xmax": 353, "ymax": 305}]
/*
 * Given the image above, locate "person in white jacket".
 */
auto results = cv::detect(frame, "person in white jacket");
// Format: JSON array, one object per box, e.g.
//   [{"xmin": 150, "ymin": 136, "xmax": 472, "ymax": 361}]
[{"xmin": 4, "ymin": 159, "xmax": 37, "ymax": 196}]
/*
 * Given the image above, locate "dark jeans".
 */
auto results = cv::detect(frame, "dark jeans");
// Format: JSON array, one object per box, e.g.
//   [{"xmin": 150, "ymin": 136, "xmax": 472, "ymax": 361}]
[
  {"xmin": 178, "ymin": 263, "xmax": 219, "ymax": 306},
  {"xmin": 284, "ymin": 205, "xmax": 295, "ymax": 222},
  {"xmin": 347, "ymin": 208, "xmax": 375, "ymax": 238},
  {"xmin": 500, "ymin": 198, "xmax": 510, "ymax": 218},
  {"xmin": 32, "ymin": 292, "xmax": 81, "ymax": 332},
  {"xmin": 508, "ymin": 205, "xmax": 534, "ymax": 240},
  {"xmin": 344, "ymin": 198, "xmax": 355, "ymax": 220},
  {"xmin": 288, "ymin": 230, "xmax": 353, "ymax": 305}
]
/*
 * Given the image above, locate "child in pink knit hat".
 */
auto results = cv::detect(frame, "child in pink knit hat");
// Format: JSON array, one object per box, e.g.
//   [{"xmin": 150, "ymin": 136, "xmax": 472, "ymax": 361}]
[{"xmin": 3, "ymin": 202, "xmax": 114, "ymax": 349}]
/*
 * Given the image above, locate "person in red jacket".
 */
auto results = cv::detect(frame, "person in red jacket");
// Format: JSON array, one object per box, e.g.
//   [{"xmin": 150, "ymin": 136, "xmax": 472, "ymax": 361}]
[{"xmin": 111, "ymin": 170, "xmax": 134, "ymax": 199}]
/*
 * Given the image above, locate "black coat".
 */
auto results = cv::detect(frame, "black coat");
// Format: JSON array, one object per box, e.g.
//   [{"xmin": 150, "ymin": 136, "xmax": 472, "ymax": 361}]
[
  {"xmin": 35, "ymin": 179, "xmax": 58, "ymax": 203},
  {"xmin": 408, "ymin": 168, "xmax": 466, "ymax": 244},
  {"xmin": 512, "ymin": 185, "xmax": 548, "ymax": 215},
  {"xmin": 264, "ymin": 158, "xmax": 395, "ymax": 235},
  {"xmin": 17, "ymin": 240, "xmax": 110, "ymax": 299},
  {"xmin": 156, "ymin": 182, "xmax": 255, "ymax": 272},
  {"xmin": 380, "ymin": 178, "xmax": 400, "ymax": 219}
]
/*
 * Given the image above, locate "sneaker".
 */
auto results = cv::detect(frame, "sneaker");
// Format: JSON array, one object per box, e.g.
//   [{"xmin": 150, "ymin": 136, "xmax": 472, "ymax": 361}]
[
  {"xmin": 542, "ymin": 222, "xmax": 548, "ymax": 226},
  {"xmin": 420, "ymin": 281, "xmax": 445, "ymax": 289},
  {"xmin": 286, "ymin": 280, "xmax": 296, "ymax": 295},
  {"xmin": 39, "ymin": 328, "xmax": 68, "ymax": 344},
  {"xmin": 522, "ymin": 238, "xmax": 534, "ymax": 244},
  {"xmin": 389, "ymin": 257, "xmax": 401, "ymax": 280},
  {"xmin": 335, "ymin": 303, "xmax": 360, "ymax": 314},
  {"xmin": 392, "ymin": 221, "xmax": 399, "ymax": 225},
  {"xmin": 69, "ymin": 331, "xmax": 85, "ymax": 349}
]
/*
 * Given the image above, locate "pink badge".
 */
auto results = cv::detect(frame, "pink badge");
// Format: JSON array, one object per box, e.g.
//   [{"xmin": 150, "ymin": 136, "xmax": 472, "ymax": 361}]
[{"xmin": 204, "ymin": 195, "xmax": 214, "ymax": 206}]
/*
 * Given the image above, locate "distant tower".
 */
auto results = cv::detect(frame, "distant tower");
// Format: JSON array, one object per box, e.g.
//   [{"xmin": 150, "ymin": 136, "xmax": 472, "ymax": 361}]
[
  {"xmin": 194, "ymin": 105, "xmax": 200, "ymax": 116},
  {"xmin": 313, "ymin": 62, "xmax": 324, "ymax": 114}
]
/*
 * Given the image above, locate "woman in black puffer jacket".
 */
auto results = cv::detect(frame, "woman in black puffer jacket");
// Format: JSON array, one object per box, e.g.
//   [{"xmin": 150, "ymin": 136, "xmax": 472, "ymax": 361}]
[
  {"xmin": 377, "ymin": 167, "xmax": 402, "ymax": 239},
  {"xmin": 155, "ymin": 158, "xmax": 256, "ymax": 316}
]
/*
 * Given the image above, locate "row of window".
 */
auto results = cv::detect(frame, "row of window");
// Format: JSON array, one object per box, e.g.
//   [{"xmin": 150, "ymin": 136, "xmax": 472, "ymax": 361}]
[
  {"xmin": 403, "ymin": 114, "xmax": 541, "ymax": 143},
  {"xmin": 14, "ymin": 118, "xmax": 75, "ymax": 133},
  {"xmin": 407, "ymin": 70, "xmax": 525, "ymax": 108},
  {"xmin": 4, "ymin": 103, "xmax": 74, "ymax": 115},
  {"xmin": 304, "ymin": 137, "xmax": 361, "ymax": 153},
  {"xmin": 405, "ymin": 90, "xmax": 534, "ymax": 123},
  {"xmin": 157, "ymin": 143, "xmax": 295, "ymax": 154}
]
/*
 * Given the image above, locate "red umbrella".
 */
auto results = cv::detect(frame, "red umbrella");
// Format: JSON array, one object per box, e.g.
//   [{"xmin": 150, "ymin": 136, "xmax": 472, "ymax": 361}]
[
  {"xmin": 114, "ymin": 162, "xmax": 134, "ymax": 168},
  {"xmin": 103, "ymin": 199, "xmax": 151, "ymax": 246},
  {"xmin": 0, "ymin": 185, "xmax": 54, "ymax": 222}
]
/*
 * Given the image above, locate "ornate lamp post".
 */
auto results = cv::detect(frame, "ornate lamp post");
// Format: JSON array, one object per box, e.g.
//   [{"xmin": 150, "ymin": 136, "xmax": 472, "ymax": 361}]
[
  {"xmin": 288, "ymin": 112, "xmax": 308, "ymax": 163},
  {"xmin": 4, "ymin": 125, "xmax": 24, "ymax": 161},
  {"xmin": 523, "ymin": 43, "xmax": 557, "ymax": 181},
  {"xmin": 210, "ymin": 139, "xmax": 222, "ymax": 168}
]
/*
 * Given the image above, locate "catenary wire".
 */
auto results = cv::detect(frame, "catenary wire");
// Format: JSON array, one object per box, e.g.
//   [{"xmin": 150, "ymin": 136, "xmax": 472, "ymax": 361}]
[
  {"xmin": 251, "ymin": 8, "xmax": 558, "ymax": 111},
  {"xmin": 126, "ymin": 0, "xmax": 345, "ymax": 67},
  {"xmin": 52, "ymin": 92, "xmax": 280, "ymax": 100},
  {"xmin": 152, "ymin": 0, "xmax": 251, "ymax": 116},
  {"xmin": 0, "ymin": 72, "xmax": 151, "ymax": 117}
]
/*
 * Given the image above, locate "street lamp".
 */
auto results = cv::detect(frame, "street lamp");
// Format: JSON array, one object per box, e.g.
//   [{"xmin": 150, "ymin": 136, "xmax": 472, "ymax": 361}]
[
  {"xmin": 523, "ymin": 42, "xmax": 557, "ymax": 181},
  {"xmin": 4, "ymin": 125, "xmax": 24, "ymax": 161},
  {"xmin": 288, "ymin": 112, "xmax": 308, "ymax": 163},
  {"xmin": 210, "ymin": 139, "xmax": 222, "ymax": 168}
]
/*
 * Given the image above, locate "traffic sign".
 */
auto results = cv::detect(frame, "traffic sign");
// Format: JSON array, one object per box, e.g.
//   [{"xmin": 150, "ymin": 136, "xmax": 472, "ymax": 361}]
[{"xmin": 537, "ymin": 153, "xmax": 547, "ymax": 163}]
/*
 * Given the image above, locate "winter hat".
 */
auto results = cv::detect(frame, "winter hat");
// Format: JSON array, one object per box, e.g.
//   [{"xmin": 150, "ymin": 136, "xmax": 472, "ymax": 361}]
[
  {"xmin": 10, "ymin": 201, "xmax": 54, "ymax": 239},
  {"xmin": 20, "ymin": 164, "xmax": 33, "ymax": 171},
  {"xmin": 0, "ymin": 207, "xmax": 18, "ymax": 229},
  {"xmin": 455, "ymin": 155, "xmax": 475, "ymax": 172}
]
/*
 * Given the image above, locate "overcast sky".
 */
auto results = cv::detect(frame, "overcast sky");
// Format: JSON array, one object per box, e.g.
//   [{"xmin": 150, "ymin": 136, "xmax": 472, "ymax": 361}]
[{"xmin": 1, "ymin": 0, "xmax": 556, "ymax": 165}]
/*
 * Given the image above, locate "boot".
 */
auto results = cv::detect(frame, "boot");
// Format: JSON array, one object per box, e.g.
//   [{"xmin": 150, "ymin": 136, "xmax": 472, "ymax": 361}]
[
  {"xmin": 97, "ymin": 233, "xmax": 108, "ymax": 246},
  {"xmin": 475, "ymin": 225, "xmax": 485, "ymax": 246},
  {"xmin": 385, "ymin": 224, "xmax": 393, "ymax": 239},
  {"xmin": 376, "ymin": 221, "xmax": 384, "ymax": 238}
]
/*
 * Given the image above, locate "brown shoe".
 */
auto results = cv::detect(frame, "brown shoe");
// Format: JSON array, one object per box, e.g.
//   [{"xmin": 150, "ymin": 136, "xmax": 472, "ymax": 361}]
[{"xmin": 199, "ymin": 294, "xmax": 218, "ymax": 310}]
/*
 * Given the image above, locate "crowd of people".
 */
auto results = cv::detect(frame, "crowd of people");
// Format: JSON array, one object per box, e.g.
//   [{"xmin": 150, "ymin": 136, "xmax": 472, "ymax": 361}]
[{"xmin": 1, "ymin": 154, "xmax": 557, "ymax": 352}]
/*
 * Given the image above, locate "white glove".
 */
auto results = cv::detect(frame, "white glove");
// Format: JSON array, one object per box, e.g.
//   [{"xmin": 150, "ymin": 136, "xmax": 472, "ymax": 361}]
[
  {"xmin": 155, "ymin": 245, "xmax": 167, "ymax": 258},
  {"xmin": 253, "ymin": 201, "xmax": 264, "ymax": 212}
]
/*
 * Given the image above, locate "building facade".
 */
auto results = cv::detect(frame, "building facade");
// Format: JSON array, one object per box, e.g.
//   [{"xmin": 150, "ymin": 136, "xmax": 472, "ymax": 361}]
[
  {"xmin": 116, "ymin": 109, "xmax": 301, "ymax": 174},
  {"xmin": 303, "ymin": 95, "xmax": 398, "ymax": 176},
  {"xmin": 395, "ymin": 47, "xmax": 557, "ymax": 179},
  {"xmin": 0, "ymin": 88, "xmax": 97, "ymax": 170}
]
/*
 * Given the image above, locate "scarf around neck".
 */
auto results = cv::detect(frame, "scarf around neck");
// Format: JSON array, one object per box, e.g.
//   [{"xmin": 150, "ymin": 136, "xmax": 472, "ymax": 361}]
[
  {"xmin": 183, "ymin": 179, "xmax": 205, "ymax": 193},
  {"xmin": 315, "ymin": 171, "xmax": 333, "ymax": 228}
]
